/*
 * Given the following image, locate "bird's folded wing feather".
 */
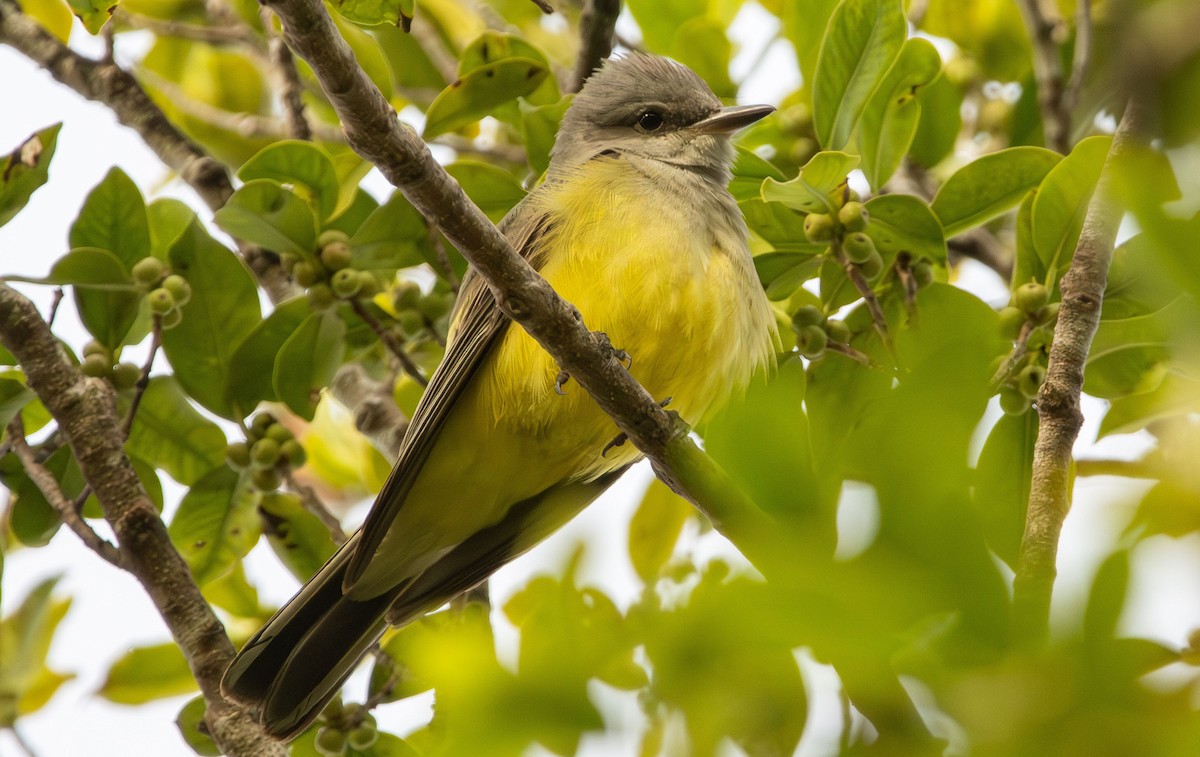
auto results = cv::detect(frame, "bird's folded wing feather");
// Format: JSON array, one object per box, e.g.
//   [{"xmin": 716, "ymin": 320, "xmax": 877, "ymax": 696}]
[{"xmin": 343, "ymin": 195, "xmax": 553, "ymax": 589}]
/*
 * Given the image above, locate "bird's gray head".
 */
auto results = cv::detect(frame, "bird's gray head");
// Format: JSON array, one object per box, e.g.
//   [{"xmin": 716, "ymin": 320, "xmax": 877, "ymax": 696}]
[{"xmin": 549, "ymin": 54, "xmax": 773, "ymax": 183}]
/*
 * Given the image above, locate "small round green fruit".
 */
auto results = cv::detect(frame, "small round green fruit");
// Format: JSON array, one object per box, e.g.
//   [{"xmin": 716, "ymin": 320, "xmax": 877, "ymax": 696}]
[
  {"xmin": 1036, "ymin": 302, "xmax": 1061, "ymax": 325},
  {"xmin": 791, "ymin": 305, "xmax": 824, "ymax": 329},
  {"xmin": 316, "ymin": 230, "xmax": 350, "ymax": 249},
  {"xmin": 1017, "ymin": 364, "xmax": 1047, "ymax": 399},
  {"xmin": 112, "ymin": 362, "xmax": 141, "ymax": 389},
  {"xmin": 225, "ymin": 441, "xmax": 251, "ymax": 469},
  {"xmin": 998, "ymin": 306, "xmax": 1027, "ymax": 340},
  {"xmin": 83, "ymin": 340, "xmax": 108, "ymax": 358},
  {"xmin": 148, "ymin": 288, "xmax": 175, "ymax": 315},
  {"xmin": 319, "ymin": 240, "xmax": 353, "ymax": 272},
  {"xmin": 280, "ymin": 439, "xmax": 307, "ymax": 468},
  {"xmin": 912, "ymin": 260, "xmax": 935, "ymax": 288},
  {"xmin": 266, "ymin": 423, "xmax": 292, "ymax": 443},
  {"xmin": 331, "ymin": 268, "xmax": 362, "ymax": 299},
  {"xmin": 837, "ymin": 201, "xmax": 869, "ymax": 232},
  {"xmin": 160, "ymin": 308, "xmax": 183, "ymax": 330},
  {"xmin": 294, "ymin": 261, "xmax": 319, "ymax": 288},
  {"xmin": 131, "ymin": 257, "xmax": 167, "ymax": 286},
  {"xmin": 356, "ymin": 271, "xmax": 380, "ymax": 298},
  {"xmin": 842, "ymin": 232, "xmax": 876, "ymax": 264},
  {"xmin": 81, "ymin": 353, "xmax": 112, "ymax": 378},
  {"xmin": 803, "ymin": 212, "xmax": 835, "ymax": 244},
  {"xmin": 999, "ymin": 386, "xmax": 1030, "ymax": 416},
  {"xmin": 162, "ymin": 275, "xmax": 191, "ymax": 306},
  {"xmin": 251, "ymin": 467, "xmax": 283, "ymax": 492},
  {"xmin": 857, "ymin": 249, "xmax": 884, "ymax": 279},
  {"xmin": 250, "ymin": 438, "xmax": 281, "ymax": 468},
  {"xmin": 796, "ymin": 324, "xmax": 828, "ymax": 358},
  {"xmin": 825, "ymin": 319, "xmax": 852, "ymax": 344},
  {"xmin": 1013, "ymin": 282, "xmax": 1050, "ymax": 314},
  {"xmin": 393, "ymin": 280, "xmax": 421, "ymax": 310},
  {"xmin": 346, "ymin": 723, "xmax": 378, "ymax": 751},
  {"xmin": 307, "ymin": 283, "xmax": 336, "ymax": 311}
]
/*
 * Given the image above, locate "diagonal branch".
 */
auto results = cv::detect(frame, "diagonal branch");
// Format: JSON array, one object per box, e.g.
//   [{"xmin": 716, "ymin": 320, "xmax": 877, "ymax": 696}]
[
  {"xmin": 570, "ymin": 0, "xmax": 621, "ymax": 92},
  {"xmin": 0, "ymin": 284, "xmax": 285, "ymax": 757},
  {"xmin": 6, "ymin": 416, "xmax": 125, "ymax": 569},
  {"xmin": 262, "ymin": 0, "xmax": 783, "ymax": 574},
  {"xmin": 1017, "ymin": 0, "xmax": 1071, "ymax": 153},
  {"xmin": 1012, "ymin": 97, "xmax": 1148, "ymax": 644}
]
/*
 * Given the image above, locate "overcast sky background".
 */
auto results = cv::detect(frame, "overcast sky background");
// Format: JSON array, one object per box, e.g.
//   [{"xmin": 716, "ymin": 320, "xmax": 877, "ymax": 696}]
[{"xmin": 3, "ymin": 5, "xmax": 1200, "ymax": 756}]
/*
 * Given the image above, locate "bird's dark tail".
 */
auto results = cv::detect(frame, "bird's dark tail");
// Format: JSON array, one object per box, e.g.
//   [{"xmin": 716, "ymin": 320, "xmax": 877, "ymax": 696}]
[{"xmin": 221, "ymin": 533, "xmax": 399, "ymax": 740}]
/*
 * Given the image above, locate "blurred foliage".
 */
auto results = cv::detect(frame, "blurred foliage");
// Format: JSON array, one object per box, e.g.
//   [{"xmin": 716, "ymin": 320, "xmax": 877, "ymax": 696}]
[{"xmin": 3, "ymin": 0, "xmax": 1200, "ymax": 755}]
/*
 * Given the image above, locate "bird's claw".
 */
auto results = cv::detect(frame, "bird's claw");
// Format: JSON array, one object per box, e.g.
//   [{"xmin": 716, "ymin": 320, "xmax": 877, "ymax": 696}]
[
  {"xmin": 601, "ymin": 397, "xmax": 673, "ymax": 457},
  {"xmin": 555, "ymin": 371, "xmax": 571, "ymax": 395}
]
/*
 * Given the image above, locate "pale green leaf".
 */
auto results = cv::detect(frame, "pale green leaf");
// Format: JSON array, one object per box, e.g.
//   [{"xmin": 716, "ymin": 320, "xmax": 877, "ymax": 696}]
[{"xmin": 932, "ymin": 146, "xmax": 1061, "ymax": 237}]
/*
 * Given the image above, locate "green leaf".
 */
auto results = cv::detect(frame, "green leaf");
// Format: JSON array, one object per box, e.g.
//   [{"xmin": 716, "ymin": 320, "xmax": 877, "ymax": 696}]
[
  {"xmin": 238, "ymin": 141, "xmax": 341, "ymax": 222},
  {"xmin": 273, "ymin": 311, "xmax": 346, "ymax": 421},
  {"xmin": 731, "ymin": 145, "xmax": 786, "ymax": 202},
  {"xmin": 0, "ymin": 449, "xmax": 66, "ymax": 546},
  {"xmin": 226, "ymin": 297, "xmax": 311, "ymax": 417},
  {"xmin": 755, "ymin": 252, "xmax": 823, "ymax": 301},
  {"xmin": 670, "ymin": 17, "xmax": 736, "ymax": 98},
  {"xmin": 0, "ymin": 377, "xmax": 34, "ymax": 430},
  {"xmin": 258, "ymin": 491, "xmax": 339, "ymax": 582},
  {"xmin": 334, "ymin": 0, "xmax": 415, "ymax": 28},
  {"xmin": 812, "ymin": 0, "xmax": 906, "ymax": 149},
  {"xmin": 741, "ymin": 199, "xmax": 820, "ymax": 253},
  {"xmin": 857, "ymin": 38, "xmax": 943, "ymax": 188},
  {"xmin": 126, "ymin": 376, "xmax": 227, "ymax": 486},
  {"xmin": 1011, "ymin": 188, "xmax": 1041, "ymax": 287},
  {"xmin": 69, "ymin": 167, "xmax": 151, "ymax": 269},
  {"xmin": 628, "ymin": 480, "xmax": 693, "ymax": 583},
  {"xmin": 0, "ymin": 576, "xmax": 73, "ymax": 721},
  {"xmin": 147, "ymin": 198, "xmax": 197, "ymax": 259},
  {"xmin": 1099, "ymin": 374, "xmax": 1200, "ymax": 438},
  {"xmin": 761, "ymin": 151, "xmax": 860, "ymax": 214},
  {"xmin": 445, "ymin": 161, "xmax": 527, "ymax": 223},
  {"xmin": 0, "ymin": 123, "xmax": 60, "ymax": 229},
  {"xmin": 932, "ymin": 147, "xmax": 1061, "ymax": 237},
  {"xmin": 176, "ymin": 696, "xmax": 221, "ymax": 756},
  {"xmin": 1084, "ymin": 550, "xmax": 1129, "ymax": 645},
  {"xmin": 625, "ymin": 0, "xmax": 706, "ymax": 51},
  {"xmin": 972, "ymin": 411, "xmax": 1038, "ymax": 569},
  {"xmin": 201, "ymin": 561, "xmax": 261, "ymax": 619},
  {"xmin": 168, "ymin": 466, "xmax": 261, "ymax": 586},
  {"xmin": 459, "ymin": 32, "xmax": 558, "ymax": 106},
  {"xmin": 350, "ymin": 190, "xmax": 430, "ymax": 271},
  {"xmin": 423, "ymin": 58, "xmax": 550, "ymax": 139},
  {"xmin": 53, "ymin": 248, "xmax": 140, "ymax": 350},
  {"xmin": 863, "ymin": 194, "xmax": 946, "ymax": 262},
  {"xmin": 162, "ymin": 220, "xmax": 262, "ymax": 419},
  {"xmin": 520, "ymin": 96, "xmax": 572, "ymax": 177},
  {"xmin": 213, "ymin": 180, "xmax": 319, "ymax": 258},
  {"xmin": 64, "ymin": 0, "xmax": 113, "ymax": 34},
  {"xmin": 1084, "ymin": 299, "xmax": 1189, "ymax": 400},
  {"xmin": 99, "ymin": 642, "xmax": 196, "ymax": 704},
  {"xmin": 323, "ymin": 187, "xmax": 381, "ymax": 238},
  {"xmin": 1031, "ymin": 135, "xmax": 1112, "ymax": 275},
  {"xmin": 907, "ymin": 75, "xmax": 961, "ymax": 168}
]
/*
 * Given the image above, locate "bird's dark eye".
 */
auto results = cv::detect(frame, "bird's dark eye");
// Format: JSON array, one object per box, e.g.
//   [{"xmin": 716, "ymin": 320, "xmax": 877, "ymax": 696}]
[{"xmin": 637, "ymin": 110, "xmax": 664, "ymax": 132}]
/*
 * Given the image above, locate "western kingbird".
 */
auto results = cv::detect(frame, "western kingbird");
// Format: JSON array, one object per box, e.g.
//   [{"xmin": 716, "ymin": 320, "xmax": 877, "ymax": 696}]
[{"xmin": 222, "ymin": 52, "xmax": 777, "ymax": 739}]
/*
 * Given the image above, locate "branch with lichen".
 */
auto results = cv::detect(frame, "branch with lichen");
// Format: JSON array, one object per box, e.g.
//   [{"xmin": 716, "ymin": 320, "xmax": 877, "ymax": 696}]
[
  {"xmin": 570, "ymin": 0, "xmax": 621, "ymax": 92},
  {"xmin": 0, "ymin": 283, "xmax": 285, "ymax": 757},
  {"xmin": 262, "ymin": 0, "xmax": 786, "ymax": 576},
  {"xmin": 1012, "ymin": 97, "xmax": 1147, "ymax": 644}
]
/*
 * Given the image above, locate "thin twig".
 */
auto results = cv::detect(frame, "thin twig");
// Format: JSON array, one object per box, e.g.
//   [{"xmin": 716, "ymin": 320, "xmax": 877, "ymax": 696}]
[
  {"xmin": 283, "ymin": 469, "xmax": 347, "ymax": 544},
  {"xmin": 116, "ymin": 10, "xmax": 261, "ymax": 47},
  {"xmin": 1074, "ymin": 457, "xmax": 1158, "ymax": 479},
  {"xmin": 823, "ymin": 341, "xmax": 872, "ymax": 365},
  {"xmin": 431, "ymin": 134, "xmax": 527, "ymax": 165},
  {"xmin": 426, "ymin": 223, "xmax": 461, "ymax": 293},
  {"xmin": 1063, "ymin": 0, "xmax": 1092, "ymax": 116},
  {"xmin": 570, "ymin": 0, "xmax": 620, "ymax": 92},
  {"xmin": 7, "ymin": 416, "xmax": 125, "ymax": 568},
  {"xmin": 119, "ymin": 321, "xmax": 162, "ymax": 438},
  {"xmin": 408, "ymin": 12, "xmax": 457, "ymax": 84},
  {"xmin": 261, "ymin": 7, "xmax": 312, "ymax": 141},
  {"xmin": 527, "ymin": 0, "xmax": 553, "ymax": 13},
  {"xmin": 348, "ymin": 298, "xmax": 429, "ymax": 387},
  {"xmin": 989, "ymin": 320, "xmax": 1036, "ymax": 393},
  {"xmin": 1017, "ymin": 0, "xmax": 1070, "ymax": 153},
  {"xmin": 136, "ymin": 68, "xmax": 344, "ymax": 143},
  {"xmin": 834, "ymin": 244, "xmax": 893, "ymax": 355},
  {"xmin": 1012, "ymin": 96, "xmax": 1147, "ymax": 645},
  {"xmin": 45, "ymin": 287, "xmax": 63, "ymax": 328}
]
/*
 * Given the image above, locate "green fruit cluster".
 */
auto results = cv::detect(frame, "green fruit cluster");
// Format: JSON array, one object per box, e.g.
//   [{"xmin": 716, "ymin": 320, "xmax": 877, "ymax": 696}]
[
  {"xmin": 790, "ymin": 305, "xmax": 853, "ymax": 359},
  {"xmin": 314, "ymin": 701, "xmax": 379, "ymax": 756},
  {"xmin": 132, "ymin": 257, "xmax": 191, "ymax": 330},
  {"xmin": 226, "ymin": 412, "xmax": 307, "ymax": 491},
  {"xmin": 1000, "ymin": 282, "xmax": 1059, "ymax": 340},
  {"xmin": 80, "ymin": 340, "xmax": 142, "ymax": 388},
  {"xmin": 280, "ymin": 230, "xmax": 379, "ymax": 311},
  {"xmin": 803, "ymin": 197, "xmax": 889, "ymax": 281},
  {"xmin": 391, "ymin": 280, "xmax": 455, "ymax": 339}
]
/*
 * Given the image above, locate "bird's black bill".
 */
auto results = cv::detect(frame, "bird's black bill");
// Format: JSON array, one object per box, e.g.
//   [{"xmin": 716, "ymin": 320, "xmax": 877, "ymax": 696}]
[{"xmin": 694, "ymin": 104, "xmax": 775, "ymax": 134}]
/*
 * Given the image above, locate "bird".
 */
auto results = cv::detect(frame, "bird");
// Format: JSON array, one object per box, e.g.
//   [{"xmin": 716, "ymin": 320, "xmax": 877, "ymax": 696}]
[{"xmin": 222, "ymin": 52, "xmax": 779, "ymax": 740}]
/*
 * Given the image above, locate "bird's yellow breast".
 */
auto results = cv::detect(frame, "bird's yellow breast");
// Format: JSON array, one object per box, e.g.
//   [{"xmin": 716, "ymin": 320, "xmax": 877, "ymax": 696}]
[{"xmin": 478, "ymin": 158, "xmax": 777, "ymax": 480}]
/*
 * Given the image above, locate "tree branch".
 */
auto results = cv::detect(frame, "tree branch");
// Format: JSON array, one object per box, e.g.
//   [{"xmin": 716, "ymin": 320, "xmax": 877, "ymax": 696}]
[
  {"xmin": 262, "ymin": 0, "xmax": 783, "ymax": 575},
  {"xmin": 261, "ymin": 8, "xmax": 312, "ymax": 141},
  {"xmin": 6, "ymin": 416, "xmax": 125, "ymax": 569},
  {"xmin": 0, "ymin": 284, "xmax": 285, "ymax": 757},
  {"xmin": 570, "ymin": 0, "xmax": 620, "ymax": 92},
  {"xmin": 0, "ymin": 0, "xmax": 295, "ymax": 304},
  {"xmin": 1017, "ymin": 0, "xmax": 1070, "ymax": 153},
  {"xmin": 1012, "ymin": 97, "xmax": 1147, "ymax": 644},
  {"xmin": 348, "ymin": 298, "xmax": 429, "ymax": 387}
]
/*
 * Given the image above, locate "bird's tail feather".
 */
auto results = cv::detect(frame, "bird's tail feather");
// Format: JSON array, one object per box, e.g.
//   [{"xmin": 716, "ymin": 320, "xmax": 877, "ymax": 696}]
[{"xmin": 221, "ymin": 533, "xmax": 399, "ymax": 740}]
